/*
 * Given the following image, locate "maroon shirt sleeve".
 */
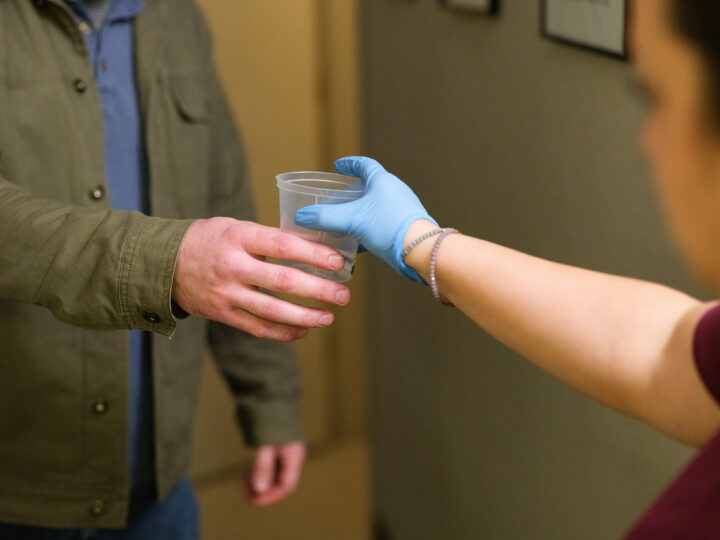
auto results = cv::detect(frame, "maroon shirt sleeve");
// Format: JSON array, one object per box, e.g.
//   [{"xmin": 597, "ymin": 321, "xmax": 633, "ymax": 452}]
[
  {"xmin": 624, "ymin": 304, "xmax": 720, "ymax": 539},
  {"xmin": 692, "ymin": 304, "xmax": 720, "ymax": 406}
]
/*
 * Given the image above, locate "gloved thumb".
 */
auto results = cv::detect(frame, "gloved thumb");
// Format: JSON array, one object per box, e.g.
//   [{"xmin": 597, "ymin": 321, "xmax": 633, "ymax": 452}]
[{"xmin": 294, "ymin": 202, "xmax": 356, "ymax": 235}]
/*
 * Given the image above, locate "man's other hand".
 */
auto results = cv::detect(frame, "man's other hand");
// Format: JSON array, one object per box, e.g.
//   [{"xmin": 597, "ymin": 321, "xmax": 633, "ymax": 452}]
[
  {"xmin": 172, "ymin": 218, "xmax": 351, "ymax": 341},
  {"xmin": 245, "ymin": 442, "xmax": 306, "ymax": 506}
]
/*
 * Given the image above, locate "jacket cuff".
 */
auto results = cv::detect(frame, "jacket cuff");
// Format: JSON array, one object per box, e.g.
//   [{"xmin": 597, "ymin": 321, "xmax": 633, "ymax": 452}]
[
  {"xmin": 236, "ymin": 397, "xmax": 304, "ymax": 447},
  {"xmin": 118, "ymin": 217, "xmax": 196, "ymax": 337}
]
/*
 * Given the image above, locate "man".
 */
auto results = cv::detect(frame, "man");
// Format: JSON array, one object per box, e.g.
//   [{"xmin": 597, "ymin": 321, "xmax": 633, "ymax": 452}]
[{"xmin": 0, "ymin": 0, "xmax": 351, "ymax": 537}]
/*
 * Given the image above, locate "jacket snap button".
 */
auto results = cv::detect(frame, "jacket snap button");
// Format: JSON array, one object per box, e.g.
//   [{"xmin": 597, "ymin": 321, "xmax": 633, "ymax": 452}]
[
  {"xmin": 73, "ymin": 78, "xmax": 88, "ymax": 93},
  {"xmin": 92, "ymin": 400, "xmax": 108, "ymax": 415},
  {"xmin": 142, "ymin": 312, "xmax": 161, "ymax": 324},
  {"xmin": 88, "ymin": 185, "xmax": 105, "ymax": 201},
  {"xmin": 89, "ymin": 500, "xmax": 104, "ymax": 516}
]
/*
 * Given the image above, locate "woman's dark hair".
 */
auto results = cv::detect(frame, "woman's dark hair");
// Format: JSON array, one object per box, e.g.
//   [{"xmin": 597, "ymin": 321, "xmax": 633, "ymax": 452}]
[{"xmin": 669, "ymin": 1, "xmax": 720, "ymax": 126}]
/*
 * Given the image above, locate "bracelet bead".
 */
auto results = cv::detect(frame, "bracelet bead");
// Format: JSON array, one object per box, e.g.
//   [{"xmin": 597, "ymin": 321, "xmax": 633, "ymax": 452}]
[
  {"xmin": 401, "ymin": 228, "xmax": 443, "ymax": 263},
  {"xmin": 430, "ymin": 228, "xmax": 459, "ymax": 307}
]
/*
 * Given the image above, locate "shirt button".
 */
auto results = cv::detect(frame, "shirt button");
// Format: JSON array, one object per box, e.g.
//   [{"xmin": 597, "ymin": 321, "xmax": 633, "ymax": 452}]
[
  {"xmin": 78, "ymin": 21, "xmax": 91, "ymax": 34},
  {"xmin": 88, "ymin": 500, "xmax": 104, "ymax": 517},
  {"xmin": 92, "ymin": 400, "xmax": 109, "ymax": 415},
  {"xmin": 73, "ymin": 78, "xmax": 88, "ymax": 94},
  {"xmin": 142, "ymin": 312, "xmax": 161, "ymax": 324},
  {"xmin": 89, "ymin": 185, "xmax": 105, "ymax": 201}
]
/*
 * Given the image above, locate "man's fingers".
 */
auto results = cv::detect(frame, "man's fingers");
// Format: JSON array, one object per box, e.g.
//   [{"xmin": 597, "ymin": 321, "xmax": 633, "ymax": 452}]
[
  {"xmin": 249, "ymin": 453, "xmax": 304, "ymax": 505},
  {"xmin": 277, "ymin": 443, "xmax": 306, "ymax": 492},
  {"xmin": 174, "ymin": 218, "xmax": 349, "ymax": 337},
  {"xmin": 246, "ymin": 443, "xmax": 306, "ymax": 506},
  {"xmin": 234, "ymin": 288, "xmax": 337, "ymax": 328},
  {"xmin": 224, "ymin": 308, "xmax": 308, "ymax": 342},
  {"xmin": 247, "ymin": 446, "xmax": 286, "ymax": 506},
  {"xmin": 241, "ymin": 225, "xmax": 345, "ymax": 271},
  {"xmin": 249, "ymin": 488, "xmax": 289, "ymax": 506},
  {"xmin": 250, "ymin": 487, "xmax": 291, "ymax": 507},
  {"xmin": 246, "ymin": 260, "xmax": 351, "ymax": 307},
  {"xmin": 250, "ymin": 446, "xmax": 277, "ymax": 495}
]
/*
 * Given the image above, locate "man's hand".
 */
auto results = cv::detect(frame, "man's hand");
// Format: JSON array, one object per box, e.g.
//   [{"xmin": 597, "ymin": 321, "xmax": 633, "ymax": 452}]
[
  {"xmin": 245, "ymin": 442, "xmax": 306, "ymax": 506},
  {"xmin": 172, "ymin": 218, "xmax": 351, "ymax": 341}
]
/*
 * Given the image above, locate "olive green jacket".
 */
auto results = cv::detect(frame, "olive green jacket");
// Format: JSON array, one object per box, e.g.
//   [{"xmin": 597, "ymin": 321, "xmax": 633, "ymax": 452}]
[{"xmin": 0, "ymin": 0, "xmax": 302, "ymax": 529}]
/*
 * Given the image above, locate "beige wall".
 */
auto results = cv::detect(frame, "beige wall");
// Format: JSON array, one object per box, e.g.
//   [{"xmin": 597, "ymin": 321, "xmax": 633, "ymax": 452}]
[{"xmin": 191, "ymin": 0, "xmax": 365, "ymax": 479}]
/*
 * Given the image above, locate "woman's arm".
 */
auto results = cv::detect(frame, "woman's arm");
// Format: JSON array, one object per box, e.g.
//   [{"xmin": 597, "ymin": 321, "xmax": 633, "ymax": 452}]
[
  {"xmin": 294, "ymin": 156, "xmax": 720, "ymax": 446},
  {"xmin": 404, "ymin": 220, "xmax": 719, "ymax": 447}
]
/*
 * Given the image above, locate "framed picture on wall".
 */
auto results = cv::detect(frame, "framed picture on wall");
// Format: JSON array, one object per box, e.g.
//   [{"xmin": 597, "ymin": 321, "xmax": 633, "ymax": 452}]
[
  {"xmin": 439, "ymin": 0, "xmax": 499, "ymax": 15},
  {"xmin": 541, "ymin": 0, "xmax": 627, "ymax": 59}
]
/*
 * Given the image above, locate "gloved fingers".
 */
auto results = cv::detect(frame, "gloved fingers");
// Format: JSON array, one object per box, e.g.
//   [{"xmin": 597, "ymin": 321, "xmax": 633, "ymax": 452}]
[
  {"xmin": 335, "ymin": 156, "xmax": 386, "ymax": 184},
  {"xmin": 334, "ymin": 156, "xmax": 367, "ymax": 176},
  {"xmin": 294, "ymin": 201, "xmax": 357, "ymax": 234}
]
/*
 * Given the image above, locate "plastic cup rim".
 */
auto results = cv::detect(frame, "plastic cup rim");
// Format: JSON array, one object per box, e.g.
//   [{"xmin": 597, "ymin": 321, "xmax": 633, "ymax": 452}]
[{"xmin": 276, "ymin": 171, "xmax": 364, "ymax": 199}]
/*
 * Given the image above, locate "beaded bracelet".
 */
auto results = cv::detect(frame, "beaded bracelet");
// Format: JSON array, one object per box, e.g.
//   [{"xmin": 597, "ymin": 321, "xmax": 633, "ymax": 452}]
[
  {"xmin": 430, "ymin": 228, "xmax": 459, "ymax": 307},
  {"xmin": 401, "ymin": 228, "xmax": 443, "ymax": 263}
]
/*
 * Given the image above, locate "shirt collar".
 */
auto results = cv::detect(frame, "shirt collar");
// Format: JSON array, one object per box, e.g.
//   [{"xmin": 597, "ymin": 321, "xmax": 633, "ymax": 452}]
[
  {"xmin": 63, "ymin": 0, "xmax": 146, "ymax": 24},
  {"xmin": 108, "ymin": 0, "xmax": 146, "ymax": 22}
]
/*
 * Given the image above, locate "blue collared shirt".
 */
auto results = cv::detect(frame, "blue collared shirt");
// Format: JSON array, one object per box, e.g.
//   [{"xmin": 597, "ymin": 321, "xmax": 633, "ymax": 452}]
[{"xmin": 65, "ymin": 0, "xmax": 154, "ymax": 487}]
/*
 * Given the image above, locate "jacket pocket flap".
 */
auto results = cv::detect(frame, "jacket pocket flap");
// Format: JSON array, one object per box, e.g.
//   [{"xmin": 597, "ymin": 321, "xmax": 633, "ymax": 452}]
[{"xmin": 170, "ymin": 76, "xmax": 211, "ymax": 122}]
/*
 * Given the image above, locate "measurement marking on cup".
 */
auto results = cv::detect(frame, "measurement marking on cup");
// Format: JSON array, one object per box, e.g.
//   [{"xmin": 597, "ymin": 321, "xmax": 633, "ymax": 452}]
[{"xmin": 316, "ymin": 194, "xmax": 327, "ymax": 244}]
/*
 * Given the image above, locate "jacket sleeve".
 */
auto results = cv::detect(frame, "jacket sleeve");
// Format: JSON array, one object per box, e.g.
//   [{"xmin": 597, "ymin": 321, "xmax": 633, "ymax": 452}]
[
  {"xmin": 201, "ymin": 27, "xmax": 304, "ymax": 446},
  {"xmin": 0, "ymin": 176, "xmax": 193, "ymax": 336}
]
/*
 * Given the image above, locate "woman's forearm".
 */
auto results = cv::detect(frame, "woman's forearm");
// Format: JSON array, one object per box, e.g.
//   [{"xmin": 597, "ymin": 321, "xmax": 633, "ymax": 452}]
[{"xmin": 405, "ymin": 220, "xmax": 720, "ymax": 446}]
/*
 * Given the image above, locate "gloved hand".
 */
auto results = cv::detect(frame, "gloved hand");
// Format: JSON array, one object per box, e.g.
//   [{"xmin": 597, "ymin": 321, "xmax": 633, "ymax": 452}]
[{"xmin": 294, "ymin": 156, "xmax": 437, "ymax": 281}]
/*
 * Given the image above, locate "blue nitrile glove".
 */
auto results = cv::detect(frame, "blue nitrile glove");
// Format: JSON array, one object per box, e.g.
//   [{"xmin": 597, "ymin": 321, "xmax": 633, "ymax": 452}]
[{"xmin": 294, "ymin": 156, "xmax": 438, "ymax": 282}]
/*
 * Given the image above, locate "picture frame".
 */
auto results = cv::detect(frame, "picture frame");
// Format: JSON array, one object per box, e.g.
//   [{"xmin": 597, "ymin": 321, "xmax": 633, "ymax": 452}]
[
  {"xmin": 541, "ymin": 0, "xmax": 628, "ymax": 60},
  {"xmin": 439, "ymin": 0, "xmax": 499, "ymax": 15}
]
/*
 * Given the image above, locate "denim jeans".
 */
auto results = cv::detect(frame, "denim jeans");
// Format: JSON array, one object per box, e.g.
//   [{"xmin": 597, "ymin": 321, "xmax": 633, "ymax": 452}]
[{"xmin": 0, "ymin": 478, "xmax": 199, "ymax": 540}]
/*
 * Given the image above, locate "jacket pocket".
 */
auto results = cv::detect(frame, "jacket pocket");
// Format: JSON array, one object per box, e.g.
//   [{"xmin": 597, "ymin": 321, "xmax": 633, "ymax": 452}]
[
  {"xmin": 151, "ymin": 73, "xmax": 212, "ymax": 218},
  {"xmin": 170, "ymin": 74, "xmax": 211, "ymax": 123}
]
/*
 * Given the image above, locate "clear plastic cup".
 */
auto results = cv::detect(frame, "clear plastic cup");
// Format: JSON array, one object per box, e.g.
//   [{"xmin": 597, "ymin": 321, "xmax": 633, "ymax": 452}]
[{"xmin": 276, "ymin": 171, "xmax": 364, "ymax": 283}]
